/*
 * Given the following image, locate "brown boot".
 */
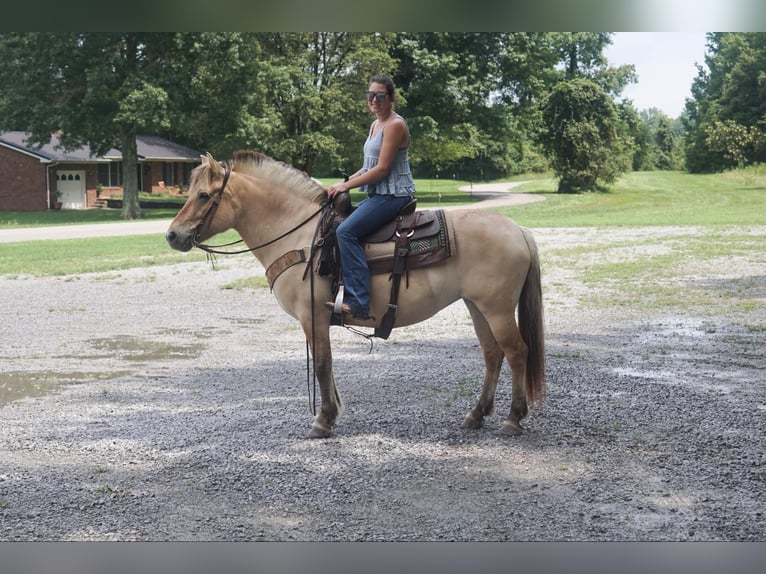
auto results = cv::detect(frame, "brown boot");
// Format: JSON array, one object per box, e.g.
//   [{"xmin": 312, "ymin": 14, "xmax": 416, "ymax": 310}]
[
  {"xmin": 324, "ymin": 301, "xmax": 374, "ymax": 321},
  {"xmin": 324, "ymin": 301, "xmax": 353, "ymax": 315}
]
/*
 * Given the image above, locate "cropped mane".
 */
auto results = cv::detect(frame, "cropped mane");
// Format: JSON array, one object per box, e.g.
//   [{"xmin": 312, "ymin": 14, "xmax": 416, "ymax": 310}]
[{"xmin": 229, "ymin": 150, "xmax": 327, "ymax": 204}]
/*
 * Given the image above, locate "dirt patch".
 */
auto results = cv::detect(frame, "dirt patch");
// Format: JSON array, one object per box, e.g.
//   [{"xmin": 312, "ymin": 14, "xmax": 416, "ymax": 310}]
[{"xmin": 0, "ymin": 225, "xmax": 764, "ymax": 541}]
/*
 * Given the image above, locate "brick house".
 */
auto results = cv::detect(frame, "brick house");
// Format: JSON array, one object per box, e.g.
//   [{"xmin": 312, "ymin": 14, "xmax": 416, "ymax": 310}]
[{"xmin": 0, "ymin": 132, "xmax": 202, "ymax": 211}]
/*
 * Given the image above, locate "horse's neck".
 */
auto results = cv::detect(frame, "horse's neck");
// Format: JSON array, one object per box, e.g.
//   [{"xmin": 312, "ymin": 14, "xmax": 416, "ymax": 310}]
[{"xmin": 234, "ymin": 182, "xmax": 320, "ymax": 265}]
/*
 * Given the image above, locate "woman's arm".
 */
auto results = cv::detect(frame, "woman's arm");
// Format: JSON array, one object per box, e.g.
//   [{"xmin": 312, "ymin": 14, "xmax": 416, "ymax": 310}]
[{"xmin": 327, "ymin": 118, "xmax": 408, "ymax": 198}]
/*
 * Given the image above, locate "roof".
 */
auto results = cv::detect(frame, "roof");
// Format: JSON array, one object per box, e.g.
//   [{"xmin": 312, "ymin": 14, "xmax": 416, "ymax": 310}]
[
  {"xmin": 135, "ymin": 135, "xmax": 202, "ymax": 161},
  {"xmin": 0, "ymin": 131, "xmax": 201, "ymax": 162}
]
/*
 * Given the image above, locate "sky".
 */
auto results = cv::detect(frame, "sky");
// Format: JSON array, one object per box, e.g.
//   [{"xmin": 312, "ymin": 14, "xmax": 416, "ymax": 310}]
[{"xmin": 604, "ymin": 32, "xmax": 709, "ymax": 118}]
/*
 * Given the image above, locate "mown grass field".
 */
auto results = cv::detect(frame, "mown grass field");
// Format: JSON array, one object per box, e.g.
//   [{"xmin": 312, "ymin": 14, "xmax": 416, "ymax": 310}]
[{"xmin": 499, "ymin": 169, "xmax": 766, "ymax": 227}]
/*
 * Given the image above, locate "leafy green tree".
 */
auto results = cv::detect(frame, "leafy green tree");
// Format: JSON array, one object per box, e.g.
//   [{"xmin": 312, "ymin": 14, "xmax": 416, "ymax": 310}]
[
  {"xmin": 616, "ymin": 102, "xmax": 647, "ymax": 170},
  {"xmin": 705, "ymin": 119, "xmax": 759, "ymax": 168},
  {"xmin": 0, "ymin": 33, "xmax": 183, "ymax": 218},
  {"xmin": 538, "ymin": 78, "xmax": 631, "ymax": 192},
  {"xmin": 393, "ymin": 33, "xmax": 498, "ymax": 177},
  {"xmin": 251, "ymin": 32, "xmax": 397, "ymax": 175},
  {"xmin": 393, "ymin": 33, "xmax": 558, "ymax": 179},
  {"xmin": 684, "ymin": 33, "xmax": 766, "ymax": 171},
  {"xmin": 551, "ymin": 32, "xmax": 636, "ymax": 95},
  {"xmin": 627, "ymin": 108, "xmax": 685, "ymax": 171},
  {"xmin": 158, "ymin": 33, "xmax": 266, "ymax": 160},
  {"xmin": 654, "ymin": 115, "xmax": 681, "ymax": 170},
  {"xmin": 0, "ymin": 33, "xmax": 286, "ymax": 218}
]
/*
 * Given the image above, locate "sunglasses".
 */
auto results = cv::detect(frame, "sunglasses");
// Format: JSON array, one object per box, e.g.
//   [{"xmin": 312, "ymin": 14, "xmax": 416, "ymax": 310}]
[{"xmin": 365, "ymin": 91, "xmax": 389, "ymax": 102}]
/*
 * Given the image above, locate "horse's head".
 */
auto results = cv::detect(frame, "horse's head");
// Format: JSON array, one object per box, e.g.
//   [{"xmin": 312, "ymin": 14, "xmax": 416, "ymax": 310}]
[{"xmin": 166, "ymin": 153, "xmax": 237, "ymax": 252}]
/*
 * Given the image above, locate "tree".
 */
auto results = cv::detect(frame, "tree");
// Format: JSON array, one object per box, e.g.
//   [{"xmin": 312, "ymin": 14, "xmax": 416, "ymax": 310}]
[
  {"xmin": 538, "ymin": 78, "xmax": 631, "ymax": 192},
  {"xmin": 393, "ymin": 33, "xmax": 498, "ymax": 177},
  {"xmin": 617, "ymin": 103, "xmax": 649, "ymax": 170},
  {"xmin": 551, "ymin": 32, "xmax": 636, "ymax": 95},
  {"xmin": 654, "ymin": 115, "xmax": 681, "ymax": 170},
  {"xmin": 158, "ymin": 33, "xmax": 266, "ymax": 160},
  {"xmin": 0, "ymin": 33, "xmax": 185, "ymax": 218},
  {"xmin": 391, "ymin": 33, "xmax": 561, "ymax": 178},
  {"xmin": 705, "ymin": 119, "xmax": 759, "ymax": 168},
  {"xmin": 250, "ymin": 33, "xmax": 397, "ymax": 175},
  {"xmin": 626, "ymin": 108, "xmax": 685, "ymax": 171},
  {"xmin": 683, "ymin": 33, "xmax": 766, "ymax": 171},
  {"xmin": 0, "ymin": 33, "xmax": 277, "ymax": 218}
]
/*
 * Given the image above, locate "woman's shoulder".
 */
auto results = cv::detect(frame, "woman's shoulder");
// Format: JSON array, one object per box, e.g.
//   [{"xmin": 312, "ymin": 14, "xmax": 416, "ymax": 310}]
[{"xmin": 387, "ymin": 114, "xmax": 409, "ymax": 133}]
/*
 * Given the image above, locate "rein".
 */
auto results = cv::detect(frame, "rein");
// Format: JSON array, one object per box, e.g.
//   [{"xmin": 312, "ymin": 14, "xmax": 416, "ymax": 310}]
[
  {"xmin": 191, "ymin": 161, "xmax": 327, "ymax": 255},
  {"xmin": 189, "ymin": 160, "xmax": 330, "ymax": 416},
  {"xmin": 193, "ymin": 205, "xmax": 326, "ymax": 255}
]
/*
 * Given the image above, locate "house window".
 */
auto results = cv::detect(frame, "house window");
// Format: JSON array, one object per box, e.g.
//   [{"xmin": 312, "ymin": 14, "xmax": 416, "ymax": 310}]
[
  {"xmin": 58, "ymin": 173, "xmax": 81, "ymax": 181},
  {"xmin": 163, "ymin": 162, "xmax": 179, "ymax": 187},
  {"xmin": 98, "ymin": 162, "xmax": 121, "ymax": 187}
]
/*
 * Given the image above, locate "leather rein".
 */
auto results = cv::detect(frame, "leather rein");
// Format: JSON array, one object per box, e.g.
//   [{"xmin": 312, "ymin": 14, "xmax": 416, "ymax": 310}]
[
  {"xmin": 189, "ymin": 160, "xmax": 328, "ymax": 416},
  {"xmin": 191, "ymin": 161, "xmax": 327, "ymax": 256}
]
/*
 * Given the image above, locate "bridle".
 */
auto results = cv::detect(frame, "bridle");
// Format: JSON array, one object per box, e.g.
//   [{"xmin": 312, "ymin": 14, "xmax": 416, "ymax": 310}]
[
  {"xmin": 192, "ymin": 160, "xmax": 232, "ymax": 249},
  {"xmin": 191, "ymin": 161, "xmax": 327, "ymax": 256}
]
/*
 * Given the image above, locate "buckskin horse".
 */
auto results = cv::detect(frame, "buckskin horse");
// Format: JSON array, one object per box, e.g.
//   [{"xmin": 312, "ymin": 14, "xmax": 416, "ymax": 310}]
[{"xmin": 166, "ymin": 151, "xmax": 544, "ymax": 438}]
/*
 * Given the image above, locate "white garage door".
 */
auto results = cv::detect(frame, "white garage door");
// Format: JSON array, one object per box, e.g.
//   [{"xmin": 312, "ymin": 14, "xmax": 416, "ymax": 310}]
[{"xmin": 56, "ymin": 171, "xmax": 86, "ymax": 209}]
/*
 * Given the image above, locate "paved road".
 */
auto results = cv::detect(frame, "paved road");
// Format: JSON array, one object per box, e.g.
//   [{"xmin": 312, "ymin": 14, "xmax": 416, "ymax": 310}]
[
  {"xmin": 0, "ymin": 182, "xmax": 544, "ymax": 243},
  {"xmin": 0, "ymin": 219, "xmax": 173, "ymax": 243}
]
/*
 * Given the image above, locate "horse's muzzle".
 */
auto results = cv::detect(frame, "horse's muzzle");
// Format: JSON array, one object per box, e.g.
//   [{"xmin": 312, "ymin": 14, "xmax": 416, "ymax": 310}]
[{"xmin": 165, "ymin": 228, "xmax": 194, "ymax": 252}]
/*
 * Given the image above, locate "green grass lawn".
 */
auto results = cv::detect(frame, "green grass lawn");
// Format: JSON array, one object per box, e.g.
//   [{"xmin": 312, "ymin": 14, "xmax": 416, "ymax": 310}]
[
  {"xmin": 502, "ymin": 169, "xmax": 766, "ymax": 227},
  {"xmin": 1, "ymin": 169, "xmax": 765, "ymax": 277},
  {"xmin": 0, "ymin": 197, "xmax": 185, "ymax": 228},
  {"xmin": 0, "ymin": 232, "xmax": 227, "ymax": 277}
]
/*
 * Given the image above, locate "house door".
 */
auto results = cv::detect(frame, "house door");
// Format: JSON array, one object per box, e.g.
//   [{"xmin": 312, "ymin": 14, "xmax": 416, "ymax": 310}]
[{"xmin": 56, "ymin": 170, "xmax": 87, "ymax": 209}]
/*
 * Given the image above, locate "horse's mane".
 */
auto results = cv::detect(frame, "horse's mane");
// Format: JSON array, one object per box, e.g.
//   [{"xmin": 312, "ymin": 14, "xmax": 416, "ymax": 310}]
[{"xmin": 229, "ymin": 150, "xmax": 327, "ymax": 204}]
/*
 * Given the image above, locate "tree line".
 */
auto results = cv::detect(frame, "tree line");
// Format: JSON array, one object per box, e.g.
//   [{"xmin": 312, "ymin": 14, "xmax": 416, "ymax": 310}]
[{"xmin": 0, "ymin": 32, "xmax": 762, "ymax": 217}]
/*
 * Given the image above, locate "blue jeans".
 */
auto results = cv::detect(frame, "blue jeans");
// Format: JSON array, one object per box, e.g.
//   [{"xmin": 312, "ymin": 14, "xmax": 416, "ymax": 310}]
[{"xmin": 335, "ymin": 193, "xmax": 412, "ymax": 315}]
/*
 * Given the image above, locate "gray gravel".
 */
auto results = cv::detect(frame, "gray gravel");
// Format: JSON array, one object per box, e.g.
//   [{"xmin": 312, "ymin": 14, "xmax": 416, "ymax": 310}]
[{"xmin": 1, "ymin": 225, "xmax": 764, "ymax": 541}]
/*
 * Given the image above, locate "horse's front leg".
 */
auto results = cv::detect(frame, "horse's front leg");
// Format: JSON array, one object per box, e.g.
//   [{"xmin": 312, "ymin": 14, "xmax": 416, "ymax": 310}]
[{"xmin": 303, "ymin": 322, "xmax": 343, "ymax": 439}]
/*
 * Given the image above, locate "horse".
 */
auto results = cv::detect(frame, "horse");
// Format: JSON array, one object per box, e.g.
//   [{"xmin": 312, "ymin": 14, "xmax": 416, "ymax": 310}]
[{"xmin": 166, "ymin": 151, "xmax": 545, "ymax": 439}]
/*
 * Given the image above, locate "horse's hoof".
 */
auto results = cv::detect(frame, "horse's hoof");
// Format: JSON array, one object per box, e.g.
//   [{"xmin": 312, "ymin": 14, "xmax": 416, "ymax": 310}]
[
  {"xmin": 461, "ymin": 414, "xmax": 484, "ymax": 430},
  {"xmin": 308, "ymin": 423, "xmax": 333, "ymax": 439},
  {"xmin": 500, "ymin": 419, "xmax": 524, "ymax": 436}
]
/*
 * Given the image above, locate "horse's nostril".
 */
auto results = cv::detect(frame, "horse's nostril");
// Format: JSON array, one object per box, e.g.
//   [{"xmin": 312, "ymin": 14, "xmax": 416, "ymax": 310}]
[{"xmin": 166, "ymin": 230, "xmax": 177, "ymax": 244}]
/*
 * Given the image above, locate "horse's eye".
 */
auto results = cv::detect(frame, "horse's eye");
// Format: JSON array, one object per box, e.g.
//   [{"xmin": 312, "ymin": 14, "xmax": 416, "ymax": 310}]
[{"xmin": 198, "ymin": 192, "xmax": 211, "ymax": 202}]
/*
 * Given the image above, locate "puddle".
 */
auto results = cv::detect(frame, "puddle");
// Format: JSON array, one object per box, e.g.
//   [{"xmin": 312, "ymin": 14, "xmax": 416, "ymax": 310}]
[
  {"xmin": 87, "ymin": 336, "xmax": 205, "ymax": 362},
  {"xmin": 0, "ymin": 370, "xmax": 133, "ymax": 407},
  {"xmin": 1, "ymin": 336, "xmax": 206, "ymax": 407},
  {"xmin": 636, "ymin": 318, "xmax": 716, "ymax": 343}
]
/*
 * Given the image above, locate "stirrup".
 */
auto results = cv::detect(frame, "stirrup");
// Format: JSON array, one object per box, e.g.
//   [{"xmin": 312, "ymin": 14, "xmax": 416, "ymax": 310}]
[{"xmin": 332, "ymin": 285, "xmax": 345, "ymax": 315}]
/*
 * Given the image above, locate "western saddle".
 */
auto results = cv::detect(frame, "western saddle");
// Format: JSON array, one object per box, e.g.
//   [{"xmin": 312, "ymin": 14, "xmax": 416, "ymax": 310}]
[{"xmin": 316, "ymin": 191, "xmax": 451, "ymax": 339}]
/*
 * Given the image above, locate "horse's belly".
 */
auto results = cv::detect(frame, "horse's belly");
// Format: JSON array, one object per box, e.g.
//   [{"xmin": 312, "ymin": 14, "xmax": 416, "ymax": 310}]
[{"xmin": 368, "ymin": 263, "xmax": 462, "ymax": 328}]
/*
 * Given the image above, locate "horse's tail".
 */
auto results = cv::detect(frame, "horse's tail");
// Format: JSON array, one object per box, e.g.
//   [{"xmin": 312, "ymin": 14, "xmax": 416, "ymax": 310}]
[{"xmin": 518, "ymin": 228, "xmax": 545, "ymax": 406}]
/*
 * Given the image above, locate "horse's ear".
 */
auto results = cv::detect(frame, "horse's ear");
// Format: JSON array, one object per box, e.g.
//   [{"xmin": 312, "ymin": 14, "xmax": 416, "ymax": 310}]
[{"xmin": 205, "ymin": 152, "xmax": 224, "ymax": 177}]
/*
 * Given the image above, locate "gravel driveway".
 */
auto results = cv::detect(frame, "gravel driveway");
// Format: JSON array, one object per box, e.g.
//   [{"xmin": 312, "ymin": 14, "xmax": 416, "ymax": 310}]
[{"xmin": 1, "ymin": 215, "xmax": 764, "ymax": 541}]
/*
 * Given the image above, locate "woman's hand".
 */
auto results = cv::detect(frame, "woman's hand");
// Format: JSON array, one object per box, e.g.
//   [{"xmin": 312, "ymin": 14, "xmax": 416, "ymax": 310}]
[{"xmin": 326, "ymin": 180, "xmax": 350, "ymax": 199}]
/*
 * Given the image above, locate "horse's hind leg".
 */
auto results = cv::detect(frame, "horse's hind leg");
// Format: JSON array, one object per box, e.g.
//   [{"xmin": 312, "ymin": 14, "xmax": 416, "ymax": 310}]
[
  {"xmin": 464, "ymin": 300, "xmax": 529, "ymax": 436},
  {"xmin": 493, "ymin": 317, "xmax": 529, "ymax": 436},
  {"xmin": 461, "ymin": 300, "xmax": 503, "ymax": 430}
]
